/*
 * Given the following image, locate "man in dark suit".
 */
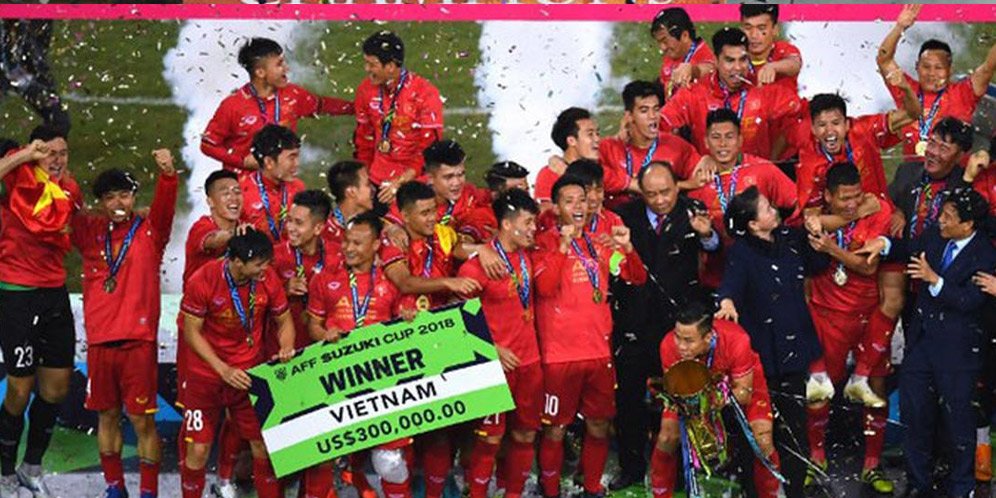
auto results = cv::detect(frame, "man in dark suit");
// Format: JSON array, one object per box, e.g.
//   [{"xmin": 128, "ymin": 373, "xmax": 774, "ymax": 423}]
[
  {"xmin": 608, "ymin": 161, "xmax": 718, "ymax": 490},
  {"xmin": 861, "ymin": 188, "xmax": 996, "ymax": 497}
]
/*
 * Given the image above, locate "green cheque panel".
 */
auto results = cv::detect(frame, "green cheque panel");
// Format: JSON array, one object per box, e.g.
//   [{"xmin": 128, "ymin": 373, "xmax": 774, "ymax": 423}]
[{"xmin": 248, "ymin": 299, "xmax": 515, "ymax": 477}]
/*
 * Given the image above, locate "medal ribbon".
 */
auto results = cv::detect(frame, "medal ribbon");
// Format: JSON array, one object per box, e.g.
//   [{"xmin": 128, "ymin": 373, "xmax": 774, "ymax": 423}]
[
  {"xmin": 918, "ymin": 87, "xmax": 946, "ymax": 141},
  {"xmin": 834, "ymin": 221, "xmax": 857, "ymax": 276},
  {"xmin": 682, "ymin": 39, "xmax": 699, "ymax": 64},
  {"xmin": 421, "ymin": 237, "xmax": 436, "ymax": 278},
  {"xmin": 348, "ymin": 265, "xmax": 376, "ymax": 328},
  {"xmin": 246, "ymin": 83, "xmax": 280, "ymax": 124},
  {"xmin": 719, "ymin": 80, "xmax": 748, "ymax": 123},
  {"xmin": 378, "ymin": 68, "xmax": 409, "ymax": 151},
  {"xmin": 569, "ymin": 232, "xmax": 601, "ymax": 296},
  {"xmin": 819, "ymin": 139, "xmax": 855, "ymax": 168},
  {"xmin": 104, "ymin": 216, "xmax": 144, "ymax": 281},
  {"xmin": 910, "ymin": 173, "xmax": 946, "ymax": 238},
  {"xmin": 255, "ymin": 171, "xmax": 288, "ymax": 241},
  {"xmin": 439, "ymin": 201, "xmax": 456, "ymax": 226},
  {"xmin": 223, "ymin": 261, "xmax": 256, "ymax": 345},
  {"xmin": 493, "ymin": 239, "xmax": 530, "ymax": 310},
  {"xmin": 624, "ymin": 137, "xmax": 659, "ymax": 178},
  {"xmin": 332, "ymin": 206, "xmax": 347, "ymax": 227},
  {"xmin": 713, "ymin": 157, "xmax": 742, "ymax": 213}
]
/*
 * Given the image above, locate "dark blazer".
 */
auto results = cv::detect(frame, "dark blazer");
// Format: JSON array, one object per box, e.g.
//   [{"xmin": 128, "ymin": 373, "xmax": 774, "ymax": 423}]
[
  {"xmin": 611, "ymin": 196, "xmax": 714, "ymax": 352},
  {"xmin": 888, "ymin": 225, "xmax": 996, "ymax": 372},
  {"xmin": 888, "ymin": 161, "xmax": 968, "ymax": 240},
  {"xmin": 717, "ymin": 227, "xmax": 827, "ymax": 377}
]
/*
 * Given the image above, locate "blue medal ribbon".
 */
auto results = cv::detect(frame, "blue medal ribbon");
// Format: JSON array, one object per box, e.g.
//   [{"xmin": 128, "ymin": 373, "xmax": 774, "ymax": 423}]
[
  {"xmin": 332, "ymin": 206, "xmax": 347, "ymax": 227},
  {"xmin": 719, "ymin": 80, "xmax": 748, "ymax": 123},
  {"xmin": 223, "ymin": 261, "xmax": 257, "ymax": 346},
  {"xmin": 624, "ymin": 137, "xmax": 659, "ymax": 178},
  {"xmin": 910, "ymin": 173, "xmax": 946, "ymax": 239},
  {"xmin": 835, "ymin": 221, "xmax": 857, "ymax": 276},
  {"xmin": 378, "ymin": 68, "xmax": 410, "ymax": 152},
  {"xmin": 569, "ymin": 232, "xmax": 601, "ymax": 296},
  {"xmin": 348, "ymin": 265, "xmax": 376, "ymax": 328},
  {"xmin": 588, "ymin": 212, "xmax": 599, "ymax": 234},
  {"xmin": 682, "ymin": 39, "xmax": 699, "ymax": 64},
  {"xmin": 255, "ymin": 171, "xmax": 288, "ymax": 241},
  {"xmin": 493, "ymin": 239, "xmax": 530, "ymax": 310},
  {"xmin": 713, "ymin": 157, "xmax": 742, "ymax": 213},
  {"xmin": 246, "ymin": 83, "xmax": 280, "ymax": 125},
  {"xmin": 819, "ymin": 139, "xmax": 854, "ymax": 167},
  {"xmin": 421, "ymin": 236, "xmax": 436, "ymax": 278},
  {"xmin": 918, "ymin": 87, "xmax": 946, "ymax": 141},
  {"xmin": 104, "ymin": 216, "xmax": 144, "ymax": 281},
  {"xmin": 294, "ymin": 241, "xmax": 325, "ymax": 307}
]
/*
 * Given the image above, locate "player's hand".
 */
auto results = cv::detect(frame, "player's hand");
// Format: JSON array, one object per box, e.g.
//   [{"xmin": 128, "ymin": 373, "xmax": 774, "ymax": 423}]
[
  {"xmin": 686, "ymin": 157, "xmax": 718, "ymax": 190},
  {"xmin": 897, "ymin": 4, "xmax": 922, "ymax": 31},
  {"xmin": 888, "ymin": 210, "xmax": 906, "ymax": 238},
  {"xmin": 558, "ymin": 224, "xmax": 576, "ymax": 253},
  {"xmin": 273, "ymin": 346, "xmax": 295, "ymax": 363},
  {"xmin": 672, "ymin": 62, "xmax": 694, "ymax": 88},
  {"xmin": 882, "ymin": 61, "xmax": 907, "ymax": 88},
  {"xmin": 756, "ymin": 65, "xmax": 777, "ymax": 86},
  {"xmin": 611, "ymin": 225, "xmax": 634, "ymax": 253},
  {"xmin": 323, "ymin": 327, "xmax": 344, "ymax": 343},
  {"xmin": 444, "ymin": 277, "xmax": 483, "ymax": 296},
  {"xmin": 496, "ymin": 346, "xmax": 521, "ymax": 372},
  {"xmin": 804, "ymin": 214, "xmax": 823, "ymax": 236},
  {"xmin": 378, "ymin": 181, "xmax": 398, "ymax": 205},
  {"xmin": 287, "ymin": 276, "xmax": 308, "ymax": 297},
  {"xmin": 854, "ymin": 237, "xmax": 888, "ymax": 265},
  {"xmin": 965, "ymin": 150, "xmax": 992, "ymax": 183},
  {"xmin": 906, "ymin": 252, "xmax": 939, "ymax": 284},
  {"xmin": 25, "ymin": 139, "xmax": 50, "ymax": 161},
  {"xmin": 242, "ymin": 154, "xmax": 260, "ymax": 171},
  {"xmin": 715, "ymin": 298, "xmax": 739, "ymax": 322},
  {"xmin": 973, "ymin": 271, "xmax": 996, "ymax": 297},
  {"xmin": 856, "ymin": 194, "xmax": 882, "ymax": 219},
  {"xmin": 690, "ymin": 211, "xmax": 713, "ymax": 238},
  {"xmin": 383, "ymin": 222, "xmax": 410, "ymax": 252},
  {"xmin": 219, "ymin": 365, "xmax": 252, "ymax": 390},
  {"xmin": 478, "ymin": 244, "xmax": 509, "ymax": 280},
  {"xmin": 399, "ymin": 307, "xmax": 418, "ymax": 323},
  {"xmin": 807, "ymin": 231, "xmax": 834, "ymax": 254},
  {"xmin": 152, "ymin": 148, "xmax": 176, "ymax": 176},
  {"xmin": 547, "ymin": 155, "xmax": 568, "ymax": 174}
]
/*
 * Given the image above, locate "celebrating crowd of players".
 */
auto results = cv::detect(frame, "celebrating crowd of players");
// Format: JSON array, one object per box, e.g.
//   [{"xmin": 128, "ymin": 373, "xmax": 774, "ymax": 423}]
[{"xmin": 2, "ymin": 4, "xmax": 996, "ymax": 498}]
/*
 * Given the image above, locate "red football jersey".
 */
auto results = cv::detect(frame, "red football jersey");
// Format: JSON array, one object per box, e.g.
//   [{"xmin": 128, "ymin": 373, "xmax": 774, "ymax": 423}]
[
  {"xmin": 457, "ymin": 245, "xmax": 541, "ymax": 367},
  {"xmin": 534, "ymin": 166, "xmax": 561, "ymax": 205},
  {"xmin": 659, "ymin": 39, "xmax": 716, "ymax": 98},
  {"xmin": 180, "ymin": 260, "xmax": 289, "ymax": 381},
  {"xmin": 661, "ymin": 318, "xmax": 763, "ymax": 385},
  {"xmin": 810, "ymin": 203, "xmax": 893, "ymax": 312},
  {"xmin": 183, "ymin": 216, "xmax": 228, "ymax": 289},
  {"xmin": 747, "ymin": 40, "xmax": 802, "ymax": 90},
  {"xmin": 201, "ymin": 83, "xmax": 353, "ymax": 173},
  {"xmin": 599, "ymin": 133, "xmax": 701, "ymax": 209},
  {"xmin": 888, "ymin": 74, "xmax": 981, "ymax": 159},
  {"xmin": 271, "ymin": 240, "xmax": 339, "ymax": 350},
  {"xmin": 381, "ymin": 224, "xmax": 459, "ymax": 309},
  {"xmin": 661, "ymin": 73, "xmax": 803, "ymax": 160},
  {"xmin": 71, "ymin": 174, "xmax": 177, "ymax": 344},
  {"xmin": 972, "ymin": 165, "xmax": 996, "ymax": 217},
  {"xmin": 354, "ymin": 72, "xmax": 444, "ymax": 186},
  {"xmin": 533, "ymin": 227, "xmax": 647, "ymax": 364},
  {"xmin": 385, "ymin": 184, "xmax": 489, "ymax": 240},
  {"xmin": 239, "ymin": 172, "xmax": 305, "ymax": 243},
  {"xmin": 307, "ymin": 265, "xmax": 402, "ymax": 333}
]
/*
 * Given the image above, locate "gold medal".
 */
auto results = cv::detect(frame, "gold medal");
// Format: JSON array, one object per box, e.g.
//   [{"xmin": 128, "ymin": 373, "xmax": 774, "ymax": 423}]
[
  {"xmin": 833, "ymin": 266, "xmax": 848, "ymax": 287},
  {"xmin": 915, "ymin": 140, "xmax": 927, "ymax": 157},
  {"xmin": 592, "ymin": 288, "xmax": 603, "ymax": 303},
  {"xmin": 378, "ymin": 139, "xmax": 392, "ymax": 154},
  {"xmin": 523, "ymin": 308, "xmax": 533, "ymax": 323},
  {"xmin": 247, "ymin": 336, "xmax": 254, "ymax": 347},
  {"xmin": 103, "ymin": 277, "xmax": 117, "ymax": 293},
  {"xmin": 416, "ymin": 294, "xmax": 431, "ymax": 311}
]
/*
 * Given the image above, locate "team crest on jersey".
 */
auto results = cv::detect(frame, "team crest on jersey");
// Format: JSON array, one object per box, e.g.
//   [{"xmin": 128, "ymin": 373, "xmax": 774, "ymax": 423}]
[
  {"xmin": 252, "ymin": 202, "xmax": 264, "ymax": 210},
  {"xmin": 213, "ymin": 297, "xmax": 226, "ymax": 306},
  {"xmin": 376, "ymin": 283, "xmax": 388, "ymax": 297},
  {"xmin": 240, "ymin": 115, "xmax": 259, "ymax": 127},
  {"xmin": 327, "ymin": 281, "xmax": 341, "ymax": 290}
]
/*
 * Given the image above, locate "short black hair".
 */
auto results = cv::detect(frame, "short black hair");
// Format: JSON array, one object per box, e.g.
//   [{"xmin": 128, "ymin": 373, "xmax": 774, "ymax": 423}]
[
  {"xmin": 396, "ymin": 181, "xmax": 436, "ymax": 212},
  {"xmin": 423, "ymin": 140, "xmax": 466, "ymax": 174},
  {"xmin": 564, "ymin": 159, "xmax": 604, "ymax": 188},
  {"xmin": 551, "ymin": 107, "xmax": 592, "ymax": 151},
  {"xmin": 347, "ymin": 211, "xmax": 384, "ymax": 237},
  {"xmin": 706, "ymin": 108, "xmax": 741, "ymax": 132},
  {"xmin": 493, "ymin": 187, "xmax": 539, "ymax": 224},
  {"xmin": 637, "ymin": 161, "xmax": 676, "ymax": 190},
  {"xmin": 724, "ymin": 185, "xmax": 761, "ymax": 237},
  {"xmin": 932, "ymin": 117, "xmax": 973, "ymax": 153},
  {"xmin": 362, "ymin": 30, "xmax": 405, "ymax": 66},
  {"xmin": 809, "ymin": 93, "xmax": 848, "ymax": 121},
  {"xmin": 292, "ymin": 189, "xmax": 332, "ymax": 221},
  {"xmin": 740, "ymin": 4, "xmax": 779, "ymax": 24},
  {"xmin": 251, "ymin": 124, "xmax": 301, "ymax": 166},
  {"xmin": 326, "ymin": 160, "xmax": 366, "ymax": 201},
  {"xmin": 29, "ymin": 124, "xmax": 67, "ymax": 143},
  {"xmin": 942, "ymin": 187, "xmax": 989, "ymax": 230},
  {"xmin": 825, "ymin": 162, "xmax": 861, "ymax": 194},
  {"xmin": 676, "ymin": 297, "xmax": 715, "ymax": 336},
  {"xmin": 918, "ymin": 39, "xmax": 953, "ymax": 62},
  {"xmin": 205, "ymin": 169, "xmax": 239, "ymax": 194},
  {"xmin": 93, "ymin": 168, "xmax": 139, "ymax": 199},
  {"xmin": 651, "ymin": 7, "xmax": 696, "ymax": 40},
  {"xmin": 622, "ymin": 80, "xmax": 666, "ymax": 112},
  {"xmin": 711, "ymin": 27, "xmax": 749, "ymax": 56},
  {"xmin": 228, "ymin": 228, "xmax": 274, "ymax": 263},
  {"xmin": 485, "ymin": 161, "xmax": 529, "ymax": 192},
  {"xmin": 237, "ymin": 37, "xmax": 283, "ymax": 77},
  {"xmin": 551, "ymin": 174, "xmax": 587, "ymax": 204}
]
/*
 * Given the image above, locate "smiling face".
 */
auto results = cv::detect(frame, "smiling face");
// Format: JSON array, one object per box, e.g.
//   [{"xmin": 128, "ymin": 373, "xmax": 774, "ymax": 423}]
[
  {"xmin": 403, "ymin": 198, "xmax": 438, "ymax": 239},
  {"xmin": 343, "ymin": 222, "xmax": 379, "ymax": 269},
  {"xmin": 285, "ymin": 204, "xmax": 323, "ymax": 249},
  {"xmin": 568, "ymin": 118, "xmax": 601, "ymax": 160},
  {"xmin": 207, "ymin": 177, "xmax": 243, "ymax": 223},
  {"xmin": 916, "ymin": 50, "xmax": 952, "ymax": 93},
  {"xmin": 825, "ymin": 183, "xmax": 863, "ymax": 220},
  {"xmin": 263, "ymin": 148, "xmax": 300, "ymax": 182},
  {"xmin": 502, "ymin": 209, "xmax": 538, "ymax": 250},
  {"xmin": 923, "ymin": 133, "xmax": 962, "ymax": 178},
  {"xmin": 706, "ymin": 121, "xmax": 743, "ymax": 166},
  {"xmin": 231, "ymin": 256, "xmax": 272, "ymax": 283},
  {"xmin": 100, "ymin": 190, "xmax": 136, "ymax": 224},
  {"xmin": 555, "ymin": 184, "xmax": 587, "ymax": 232},
  {"xmin": 653, "ymin": 28, "xmax": 689, "ymax": 60},
  {"xmin": 811, "ymin": 109, "xmax": 851, "ymax": 155},
  {"xmin": 748, "ymin": 194, "xmax": 780, "ymax": 235},
  {"xmin": 363, "ymin": 54, "xmax": 400, "ymax": 87},
  {"xmin": 38, "ymin": 137, "xmax": 68, "ymax": 179}
]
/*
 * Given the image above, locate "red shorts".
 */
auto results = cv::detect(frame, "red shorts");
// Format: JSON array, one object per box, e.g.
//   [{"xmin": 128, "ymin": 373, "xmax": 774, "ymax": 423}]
[
  {"xmin": 85, "ymin": 340, "xmax": 158, "ymax": 416},
  {"xmin": 810, "ymin": 304, "xmax": 888, "ymax": 382},
  {"xmin": 476, "ymin": 361, "xmax": 543, "ymax": 437},
  {"xmin": 662, "ymin": 373, "xmax": 772, "ymax": 424},
  {"xmin": 541, "ymin": 358, "xmax": 616, "ymax": 426},
  {"xmin": 179, "ymin": 377, "xmax": 263, "ymax": 444}
]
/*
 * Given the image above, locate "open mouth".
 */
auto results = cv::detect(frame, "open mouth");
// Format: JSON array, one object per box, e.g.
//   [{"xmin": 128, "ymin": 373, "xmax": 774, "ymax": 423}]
[
  {"xmin": 113, "ymin": 209, "xmax": 127, "ymax": 217},
  {"xmin": 225, "ymin": 203, "xmax": 241, "ymax": 217},
  {"xmin": 647, "ymin": 121, "xmax": 659, "ymax": 135},
  {"xmin": 823, "ymin": 135, "xmax": 840, "ymax": 151},
  {"xmin": 571, "ymin": 212, "xmax": 584, "ymax": 223}
]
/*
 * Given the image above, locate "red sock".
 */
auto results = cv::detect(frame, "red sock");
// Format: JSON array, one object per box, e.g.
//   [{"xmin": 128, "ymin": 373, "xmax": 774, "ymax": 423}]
[
  {"xmin": 581, "ymin": 435, "xmax": 609, "ymax": 493},
  {"xmin": 539, "ymin": 437, "xmax": 564, "ymax": 497},
  {"xmin": 253, "ymin": 457, "xmax": 283, "ymax": 498},
  {"xmin": 856, "ymin": 309, "xmax": 897, "ymax": 377},
  {"xmin": 180, "ymin": 464, "xmax": 206, "ymax": 498},
  {"xmin": 495, "ymin": 451, "xmax": 507, "ymax": 492},
  {"xmin": 139, "ymin": 459, "xmax": 160, "ymax": 496},
  {"xmin": 649, "ymin": 448, "xmax": 676, "ymax": 498},
  {"xmin": 217, "ymin": 419, "xmax": 244, "ymax": 481},
  {"xmin": 301, "ymin": 462, "xmax": 336, "ymax": 498},
  {"xmin": 468, "ymin": 439, "xmax": 500, "ymax": 498},
  {"xmin": 753, "ymin": 451, "xmax": 782, "ymax": 498},
  {"xmin": 806, "ymin": 404, "xmax": 830, "ymax": 463},
  {"xmin": 100, "ymin": 452, "xmax": 124, "ymax": 489},
  {"xmin": 864, "ymin": 406, "xmax": 888, "ymax": 470},
  {"xmin": 381, "ymin": 478, "xmax": 412, "ymax": 498},
  {"xmin": 421, "ymin": 439, "xmax": 452, "ymax": 498},
  {"xmin": 503, "ymin": 440, "xmax": 534, "ymax": 496}
]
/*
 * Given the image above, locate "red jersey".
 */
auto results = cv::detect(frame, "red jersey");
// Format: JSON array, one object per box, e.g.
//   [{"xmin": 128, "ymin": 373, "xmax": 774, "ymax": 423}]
[
  {"xmin": 183, "ymin": 216, "xmax": 227, "ymax": 290},
  {"xmin": 599, "ymin": 133, "xmax": 701, "ymax": 209},
  {"xmin": 661, "ymin": 319, "xmax": 762, "ymax": 385},
  {"xmin": 659, "ymin": 39, "xmax": 716, "ymax": 98},
  {"xmin": 71, "ymin": 174, "xmax": 177, "ymax": 344},
  {"xmin": 972, "ymin": 165, "xmax": 996, "ymax": 217},
  {"xmin": 381, "ymin": 224, "xmax": 460, "ymax": 309},
  {"xmin": 533, "ymin": 227, "xmax": 647, "ymax": 363},
  {"xmin": 688, "ymin": 154, "xmax": 798, "ymax": 288},
  {"xmin": 201, "ymin": 83, "xmax": 353, "ymax": 173},
  {"xmin": 748, "ymin": 40, "xmax": 802, "ymax": 91},
  {"xmin": 307, "ymin": 264, "xmax": 402, "ymax": 334},
  {"xmin": 385, "ymin": 184, "xmax": 490, "ymax": 240},
  {"xmin": 661, "ymin": 73, "xmax": 803, "ymax": 160},
  {"xmin": 354, "ymin": 72, "xmax": 444, "ymax": 186},
  {"xmin": 457, "ymin": 245, "xmax": 541, "ymax": 367},
  {"xmin": 810, "ymin": 203, "xmax": 893, "ymax": 312},
  {"xmin": 460, "ymin": 204, "xmax": 498, "ymax": 244},
  {"xmin": 239, "ymin": 172, "xmax": 305, "ymax": 243},
  {"xmin": 0, "ymin": 165, "xmax": 83, "ymax": 288},
  {"xmin": 534, "ymin": 165, "xmax": 561, "ymax": 205},
  {"xmin": 535, "ymin": 208, "xmax": 623, "ymax": 239},
  {"xmin": 180, "ymin": 260, "xmax": 289, "ymax": 381},
  {"xmin": 888, "ymin": 74, "xmax": 980, "ymax": 159},
  {"xmin": 271, "ymin": 240, "xmax": 339, "ymax": 350},
  {"xmin": 793, "ymin": 113, "xmax": 901, "ymax": 210}
]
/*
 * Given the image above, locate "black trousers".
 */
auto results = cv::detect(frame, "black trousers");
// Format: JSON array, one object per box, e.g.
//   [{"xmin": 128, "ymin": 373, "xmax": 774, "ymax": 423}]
[{"xmin": 612, "ymin": 341, "xmax": 663, "ymax": 480}]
